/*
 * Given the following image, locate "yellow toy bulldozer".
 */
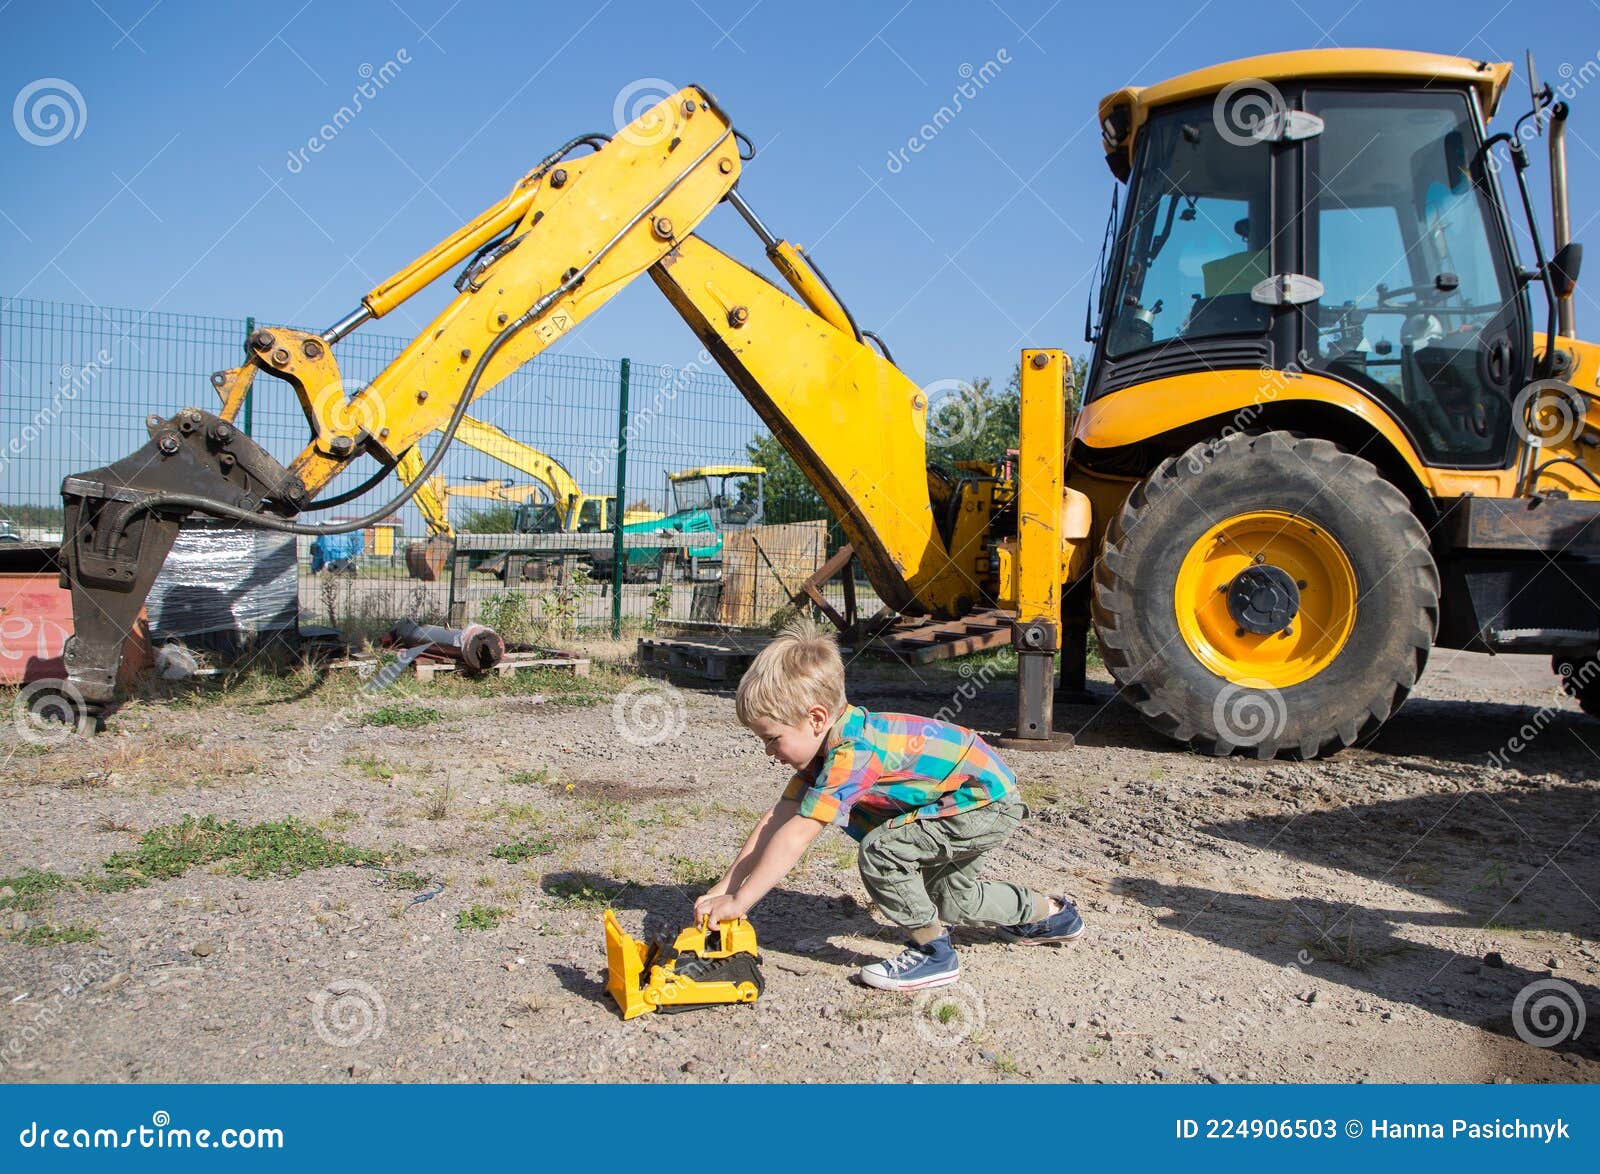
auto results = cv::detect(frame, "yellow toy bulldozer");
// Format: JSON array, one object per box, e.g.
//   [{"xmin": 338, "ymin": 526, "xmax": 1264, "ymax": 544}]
[{"xmin": 603, "ymin": 910, "xmax": 764, "ymax": 1020}]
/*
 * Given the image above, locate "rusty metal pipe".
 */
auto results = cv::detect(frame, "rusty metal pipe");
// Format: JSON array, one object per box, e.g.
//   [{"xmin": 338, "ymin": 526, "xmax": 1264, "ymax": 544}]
[{"xmin": 388, "ymin": 619, "xmax": 504, "ymax": 671}]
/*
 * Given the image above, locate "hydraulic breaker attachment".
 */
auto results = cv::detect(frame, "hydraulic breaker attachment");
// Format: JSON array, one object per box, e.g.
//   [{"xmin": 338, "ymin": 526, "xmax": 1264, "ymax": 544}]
[
  {"xmin": 59, "ymin": 408, "xmax": 306, "ymax": 710},
  {"xmin": 603, "ymin": 909, "xmax": 763, "ymax": 1020}
]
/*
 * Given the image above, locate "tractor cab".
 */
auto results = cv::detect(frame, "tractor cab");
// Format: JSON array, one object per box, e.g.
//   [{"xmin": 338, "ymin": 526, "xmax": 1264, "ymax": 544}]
[
  {"xmin": 1090, "ymin": 50, "xmax": 1532, "ymax": 469},
  {"xmin": 666, "ymin": 466, "xmax": 766, "ymax": 529}
]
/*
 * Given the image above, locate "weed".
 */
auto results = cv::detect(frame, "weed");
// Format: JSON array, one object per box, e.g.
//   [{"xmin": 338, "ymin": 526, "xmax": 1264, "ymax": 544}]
[
  {"xmin": 381, "ymin": 870, "xmax": 435, "ymax": 892},
  {"xmin": 363, "ymin": 704, "xmax": 440, "ymax": 729},
  {"xmin": 422, "ymin": 784, "xmax": 455, "ymax": 821},
  {"xmin": 12, "ymin": 924, "xmax": 98, "ymax": 946},
  {"xmin": 667, "ymin": 856, "xmax": 722, "ymax": 888},
  {"xmin": 97, "ymin": 816, "xmax": 381, "ymax": 889},
  {"xmin": 506, "ymin": 768, "xmax": 549, "ymax": 787},
  {"xmin": 345, "ymin": 754, "xmax": 397, "ymax": 781},
  {"xmin": 0, "ymin": 869, "xmax": 68, "ymax": 912},
  {"xmin": 1300, "ymin": 924, "xmax": 1415, "ymax": 971},
  {"xmin": 544, "ymin": 879, "xmax": 621, "ymax": 909},
  {"xmin": 991, "ymin": 1053, "xmax": 1020, "ymax": 1075},
  {"xmin": 456, "ymin": 904, "xmax": 508, "ymax": 931},
  {"xmin": 492, "ymin": 836, "xmax": 557, "ymax": 863}
]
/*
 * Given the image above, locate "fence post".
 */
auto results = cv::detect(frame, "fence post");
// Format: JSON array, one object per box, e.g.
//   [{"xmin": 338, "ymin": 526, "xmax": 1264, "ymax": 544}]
[
  {"xmin": 611, "ymin": 357, "xmax": 630, "ymax": 640},
  {"xmin": 241, "ymin": 316, "xmax": 255, "ymax": 438}
]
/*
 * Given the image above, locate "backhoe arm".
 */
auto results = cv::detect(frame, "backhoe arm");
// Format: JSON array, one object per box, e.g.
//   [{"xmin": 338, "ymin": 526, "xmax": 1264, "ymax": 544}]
[{"xmin": 57, "ymin": 85, "xmax": 975, "ymax": 712}]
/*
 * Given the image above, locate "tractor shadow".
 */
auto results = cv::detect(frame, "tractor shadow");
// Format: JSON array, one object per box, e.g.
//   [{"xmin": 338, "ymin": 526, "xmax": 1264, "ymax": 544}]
[
  {"xmin": 1112, "ymin": 780, "xmax": 1600, "ymax": 1066},
  {"xmin": 1115, "ymin": 875, "xmax": 1600, "ymax": 1068}
]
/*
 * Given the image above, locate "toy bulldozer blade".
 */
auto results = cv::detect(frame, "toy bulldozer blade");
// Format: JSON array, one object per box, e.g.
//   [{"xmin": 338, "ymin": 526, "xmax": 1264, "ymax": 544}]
[{"xmin": 603, "ymin": 909, "xmax": 763, "ymax": 1020}]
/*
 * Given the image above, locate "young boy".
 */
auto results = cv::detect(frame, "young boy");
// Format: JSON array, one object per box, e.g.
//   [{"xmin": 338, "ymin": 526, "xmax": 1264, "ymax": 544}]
[{"xmin": 694, "ymin": 617, "xmax": 1083, "ymax": 991}]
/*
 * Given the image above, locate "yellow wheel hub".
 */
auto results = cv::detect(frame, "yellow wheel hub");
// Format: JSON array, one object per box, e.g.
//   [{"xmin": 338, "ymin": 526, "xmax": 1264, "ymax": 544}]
[{"xmin": 1173, "ymin": 510, "xmax": 1357, "ymax": 689}]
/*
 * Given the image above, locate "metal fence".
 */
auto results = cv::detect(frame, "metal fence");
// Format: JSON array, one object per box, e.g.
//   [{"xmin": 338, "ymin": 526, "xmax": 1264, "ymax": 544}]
[{"xmin": 1, "ymin": 296, "xmax": 858, "ymax": 645}]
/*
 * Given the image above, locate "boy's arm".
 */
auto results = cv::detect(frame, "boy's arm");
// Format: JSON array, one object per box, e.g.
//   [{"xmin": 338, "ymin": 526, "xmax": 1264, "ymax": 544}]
[
  {"xmin": 695, "ymin": 810, "xmax": 826, "ymax": 923},
  {"xmin": 700, "ymin": 797, "xmax": 800, "ymax": 901}
]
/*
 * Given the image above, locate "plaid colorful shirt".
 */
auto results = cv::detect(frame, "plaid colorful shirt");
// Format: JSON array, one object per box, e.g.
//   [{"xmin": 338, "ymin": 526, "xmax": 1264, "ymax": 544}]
[{"xmin": 781, "ymin": 705, "xmax": 1016, "ymax": 841}]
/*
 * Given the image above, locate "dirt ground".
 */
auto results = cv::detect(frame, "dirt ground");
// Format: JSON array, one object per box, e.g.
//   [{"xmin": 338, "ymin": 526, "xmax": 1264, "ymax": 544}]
[{"xmin": 2, "ymin": 640, "xmax": 1597, "ymax": 1084}]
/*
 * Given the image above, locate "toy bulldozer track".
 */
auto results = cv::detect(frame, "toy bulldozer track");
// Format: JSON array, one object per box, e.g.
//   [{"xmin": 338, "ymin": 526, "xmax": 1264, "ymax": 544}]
[{"xmin": 603, "ymin": 909, "xmax": 763, "ymax": 1020}]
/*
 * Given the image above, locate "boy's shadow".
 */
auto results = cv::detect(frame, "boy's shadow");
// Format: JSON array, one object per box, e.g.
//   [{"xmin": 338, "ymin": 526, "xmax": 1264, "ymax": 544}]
[{"xmin": 542, "ymin": 871, "xmax": 891, "ymax": 1007}]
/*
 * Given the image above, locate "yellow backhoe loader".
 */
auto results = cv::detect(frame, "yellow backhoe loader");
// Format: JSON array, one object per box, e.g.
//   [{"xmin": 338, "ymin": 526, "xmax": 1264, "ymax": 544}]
[
  {"xmin": 55, "ymin": 50, "xmax": 1598, "ymax": 759},
  {"xmin": 394, "ymin": 417, "xmax": 657, "ymax": 579}
]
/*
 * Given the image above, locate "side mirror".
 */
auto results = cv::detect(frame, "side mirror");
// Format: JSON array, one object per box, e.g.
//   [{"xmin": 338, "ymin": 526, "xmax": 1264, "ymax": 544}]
[{"xmin": 1550, "ymin": 242, "xmax": 1583, "ymax": 298}]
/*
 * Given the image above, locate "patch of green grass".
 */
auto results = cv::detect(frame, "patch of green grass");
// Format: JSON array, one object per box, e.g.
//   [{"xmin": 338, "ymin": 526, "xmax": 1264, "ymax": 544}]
[
  {"xmin": 362, "ymin": 704, "xmax": 440, "ymax": 729},
  {"xmin": 345, "ymin": 753, "xmax": 397, "ymax": 781},
  {"xmin": 0, "ymin": 869, "xmax": 69, "ymax": 912},
  {"xmin": 12, "ymin": 923, "xmax": 98, "ymax": 946},
  {"xmin": 544, "ymin": 879, "xmax": 621, "ymax": 909},
  {"xmin": 456, "ymin": 904, "xmax": 508, "ymax": 931},
  {"xmin": 506, "ymin": 768, "xmax": 550, "ymax": 787},
  {"xmin": 381, "ymin": 869, "xmax": 435, "ymax": 892},
  {"xmin": 96, "ymin": 815, "xmax": 381, "ymax": 889},
  {"xmin": 492, "ymin": 836, "xmax": 557, "ymax": 863},
  {"xmin": 667, "ymin": 856, "xmax": 722, "ymax": 888}
]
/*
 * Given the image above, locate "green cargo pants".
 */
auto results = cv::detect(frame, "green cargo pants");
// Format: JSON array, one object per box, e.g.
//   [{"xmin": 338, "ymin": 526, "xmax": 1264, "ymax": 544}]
[{"xmin": 856, "ymin": 795, "xmax": 1035, "ymax": 931}]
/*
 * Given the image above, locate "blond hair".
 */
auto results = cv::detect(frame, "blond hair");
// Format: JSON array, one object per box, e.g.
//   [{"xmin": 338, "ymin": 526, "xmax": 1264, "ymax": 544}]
[{"xmin": 735, "ymin": 614, "xmax": 846, "ymax": 726}]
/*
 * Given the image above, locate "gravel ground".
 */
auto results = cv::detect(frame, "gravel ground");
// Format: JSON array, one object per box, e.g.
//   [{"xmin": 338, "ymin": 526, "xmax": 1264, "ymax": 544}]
[{"xmin": 1, "ymin": 642, "xmax": 1597, "ymax": 1084}]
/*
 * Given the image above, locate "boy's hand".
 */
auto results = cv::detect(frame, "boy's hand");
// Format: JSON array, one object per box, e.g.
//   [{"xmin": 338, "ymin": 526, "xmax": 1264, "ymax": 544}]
[{"xmin": 693, "ymin": 892, "xmax": 748, "ymax": 925}]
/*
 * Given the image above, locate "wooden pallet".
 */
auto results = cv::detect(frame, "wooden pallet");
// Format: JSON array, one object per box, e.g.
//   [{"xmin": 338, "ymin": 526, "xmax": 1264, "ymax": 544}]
[
  {"xmin": 862, "ymin": 609, "xmax": 1015, "ymax": 664},
  {"xmin": 636, "ymin": 634, "xmax": 771, "ymax": 681},
  {"xmin": 326, "ymin": 652, "xmax": 590, "ymax": 683}
]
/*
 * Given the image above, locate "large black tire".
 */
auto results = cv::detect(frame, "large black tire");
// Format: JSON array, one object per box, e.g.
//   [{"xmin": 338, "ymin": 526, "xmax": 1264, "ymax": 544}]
[
  {"xmin": 1092, "ymin": 430, "xmax": 1440, "ymax": 758},
  {"xmin": 1552, "ymin": 653, "xmax": 1600, "ymax": 717}
]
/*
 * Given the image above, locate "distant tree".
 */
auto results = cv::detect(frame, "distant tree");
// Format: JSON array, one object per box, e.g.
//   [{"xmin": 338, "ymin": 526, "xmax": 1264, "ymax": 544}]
[
  {"xmin": 745, "ymin": 432, "xmax": 826, "ymax": 525},
  {"xmin": 459, "ymin": 505, "xmax": 517, "ymax": 533}
]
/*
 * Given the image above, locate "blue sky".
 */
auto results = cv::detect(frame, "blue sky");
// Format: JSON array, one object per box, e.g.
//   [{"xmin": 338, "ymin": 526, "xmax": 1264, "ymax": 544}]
[{"xmin": 4, "ymin": 0, "xmax": 1599, "ymax": 516}]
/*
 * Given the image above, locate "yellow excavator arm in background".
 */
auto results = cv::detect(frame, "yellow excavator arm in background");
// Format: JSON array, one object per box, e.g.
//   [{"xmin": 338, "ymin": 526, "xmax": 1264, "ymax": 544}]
[{"xmin": 58, "ymin": 85, "xmax": 1071, "ymax": 719}]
